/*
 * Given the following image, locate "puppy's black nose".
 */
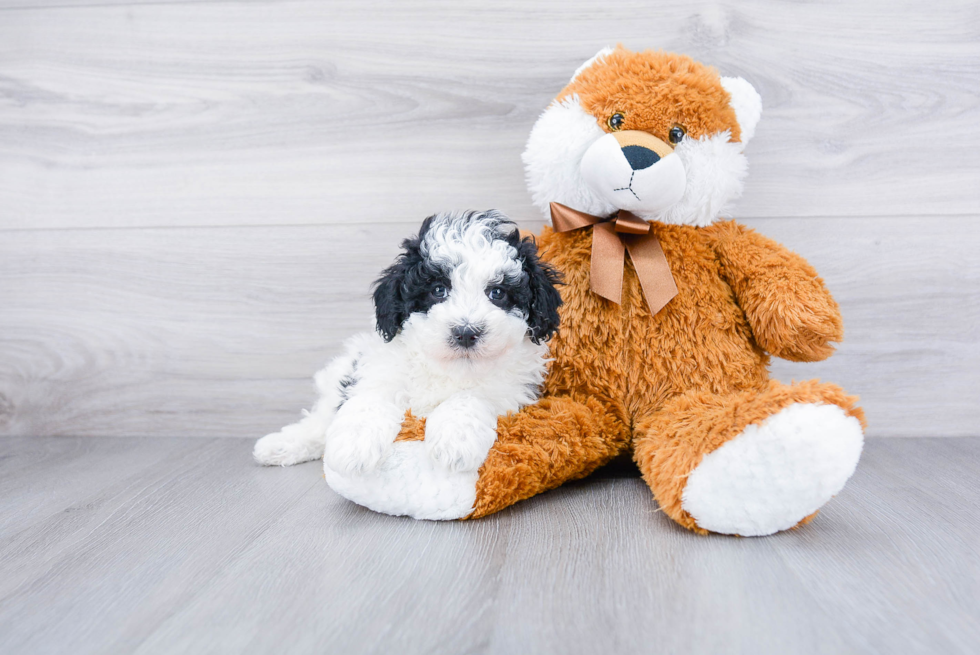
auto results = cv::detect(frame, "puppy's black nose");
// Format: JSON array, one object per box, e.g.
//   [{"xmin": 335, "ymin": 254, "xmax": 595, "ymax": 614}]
[
  {"xmin": 621, "ymin": 145, "xmax": 660, "ymax": 170},
  {"xmin": 451, "ymin": 325, "xmax": 482, "ymax": 349}
]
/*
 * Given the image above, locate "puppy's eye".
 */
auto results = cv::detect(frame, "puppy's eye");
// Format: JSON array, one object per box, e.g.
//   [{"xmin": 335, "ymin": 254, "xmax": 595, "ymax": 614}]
[
  {"xmin": 431, "ymin": 284, "xmax": 449, "ymax": 299},
  {"xmin": 668, "ymin": 124, "xmax": 686, "ymax": 145},
  {"xmin": 486, "ymin": 286, "xmax": 508, "ymax": 305},
  {"xmin": 607, "ymin": 112, "xmax": 626, "ymax": 131}
]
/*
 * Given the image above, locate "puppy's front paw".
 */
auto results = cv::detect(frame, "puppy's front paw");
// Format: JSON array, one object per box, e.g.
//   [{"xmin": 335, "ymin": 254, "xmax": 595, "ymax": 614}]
[
  {"xmin": 425, "ymin": 409, "xmax": 498, "ymax": 473},
  {"xmin": 324, "ymin": 412, "xmax": 400, "ymax": 475}
]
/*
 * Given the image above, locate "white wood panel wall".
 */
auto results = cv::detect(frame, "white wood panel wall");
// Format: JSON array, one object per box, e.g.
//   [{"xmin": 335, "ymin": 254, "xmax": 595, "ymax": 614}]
[{"xmin": 1, "ymin": 0, "xmax": 978, "ymax": 438}]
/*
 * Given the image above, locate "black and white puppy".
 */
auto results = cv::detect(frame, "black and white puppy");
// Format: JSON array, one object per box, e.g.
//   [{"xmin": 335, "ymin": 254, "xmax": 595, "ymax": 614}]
[{"xmin": 253, "ymin": 210, "xmax": 562, "ymax": 519}]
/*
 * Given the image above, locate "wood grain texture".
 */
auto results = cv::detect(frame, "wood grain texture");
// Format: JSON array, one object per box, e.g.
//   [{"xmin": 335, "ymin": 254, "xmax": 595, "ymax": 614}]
[
  {"xmin": 0, "ymin": 222, "xmax": 395, "ymax": 439},
  {"xmin": 0, "ymin": 436, "xmax": 977, "ymax": 655},
  {"xmin": 3, "ymin": 220, "xmax": 968, "ymax": 444},
  {"xmin": 1, "ymin": 0, "xmax": 978, "ymax": 229},
  {"xmin": 1, "ymin": 216, "xmax": 977, "ymax": 439},
  {"xmin": 1, "ymin": 0, "xmax": 978, "ymax": 439}
]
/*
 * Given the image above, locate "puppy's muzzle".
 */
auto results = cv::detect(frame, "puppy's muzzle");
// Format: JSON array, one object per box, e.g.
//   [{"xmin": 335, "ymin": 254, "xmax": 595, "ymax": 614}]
[
  {"xmin": 580, "ymin": 130, "xmax": 687, "ymax": 214},
  {"xmin": 451, "ymin": 324, "xmax": 483, "ymax": 349}
]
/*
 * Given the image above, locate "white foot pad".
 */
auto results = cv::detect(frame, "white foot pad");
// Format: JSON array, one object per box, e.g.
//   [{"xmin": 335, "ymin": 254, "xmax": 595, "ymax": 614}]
[
  {"xmin": 323, "ymin": 441, "xmax": 479, "ymax": 521},
  {"xmin": 681, "ymin": 402, "xmax": 863, "ymax": 536}
]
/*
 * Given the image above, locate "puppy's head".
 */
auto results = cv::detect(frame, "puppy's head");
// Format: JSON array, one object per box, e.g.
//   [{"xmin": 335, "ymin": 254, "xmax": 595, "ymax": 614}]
[
  {"xmin": 373, "ymin": 210, "xmax": 562, "ymax": 365},
  {"xmin": 523, "ymin": 46, "xmax": 762, "ymax": 227}
]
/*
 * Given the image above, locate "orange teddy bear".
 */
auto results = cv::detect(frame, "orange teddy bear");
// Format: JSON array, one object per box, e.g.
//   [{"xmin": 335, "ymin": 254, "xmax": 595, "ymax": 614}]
[
  {"xmin": 450, "ymin": 46, "xmax": 866, "ymax": 536},
  {"xmin": 261, "ymin": 46, "xmax": 867, "ymax": 536}
]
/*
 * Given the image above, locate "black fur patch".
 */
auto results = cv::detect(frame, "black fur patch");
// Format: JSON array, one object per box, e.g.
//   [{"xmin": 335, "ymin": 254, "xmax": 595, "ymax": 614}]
[
  {"xmin": 372, "ymin": 211, "xmax": 563, "ymax": 343},
  {"xmin": 373, "ymin": 215, "xmax": 451, "ymax": 342},
  {"xmin": 335, "ymin": 357, "xmax": 359, "ymax": 410},
  {"xmin": 506, "ymin": 230, "xmax": 564, "ymax": 344}
]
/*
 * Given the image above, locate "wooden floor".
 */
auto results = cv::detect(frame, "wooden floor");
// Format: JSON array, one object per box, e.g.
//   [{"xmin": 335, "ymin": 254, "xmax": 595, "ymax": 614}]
[
  {"xmin": 0, "ymin": 437, "xmax": 977, "ymax": 655},
  {"xmin": 3, "ymin": 0, "xmax": 979, "ymax": 441},
  {"xmin": 1, "ymin": 4, "xmax": 978, "ymax": 652}
]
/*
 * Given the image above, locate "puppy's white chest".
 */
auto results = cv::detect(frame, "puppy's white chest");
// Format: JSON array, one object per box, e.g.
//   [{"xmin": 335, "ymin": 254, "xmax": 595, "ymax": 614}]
[{"xmin": 401, "ymin": 374, "xmax": 482, "ymax": 417}]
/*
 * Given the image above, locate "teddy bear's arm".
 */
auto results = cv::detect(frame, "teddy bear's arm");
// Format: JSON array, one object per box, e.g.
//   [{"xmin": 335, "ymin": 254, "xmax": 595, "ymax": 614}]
[
  {"xmin": 709, "ymin": 221, "xmax": 843, "ymax": 362},
  {"xmin": 393, "ymin": 393, "xmax": 630, "ymax": 519}
]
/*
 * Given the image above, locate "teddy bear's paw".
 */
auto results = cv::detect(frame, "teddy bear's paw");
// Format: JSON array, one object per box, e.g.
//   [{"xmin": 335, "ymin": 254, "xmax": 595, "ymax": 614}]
[
  {"xmin": 253, "ymin": 420, "xmax": 326, "ymax": 467},
  {"xmin": 323, "ymin": 441, "xmax": 481, "ymax": 521},
  {"xmin": 776, "ymin": 321, "xmax": 841, "ymax": 363},
  {"xmin": 424, "ymin": 404, "xmax": 498, "ymax": 473},
  {"xmin": 324, "ymin": 420, "xmax": 394, "ymax": 475},
  {"xmin": 323, "ymin": 405, "xmax": 401, "ymax": 475},
  {"xmin": 681, "ymin": 402, "xmax": 864, "ymax": 537}
]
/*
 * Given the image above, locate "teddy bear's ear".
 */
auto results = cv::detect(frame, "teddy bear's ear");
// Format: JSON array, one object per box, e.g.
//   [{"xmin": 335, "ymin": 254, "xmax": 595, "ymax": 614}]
[
  {"xmin": 569, "ymin": 46, "xmax": 614, "ymax": 83},
  {"xmin": 720, "ymin": 76, "xmax": 763, "ymax": 147}
]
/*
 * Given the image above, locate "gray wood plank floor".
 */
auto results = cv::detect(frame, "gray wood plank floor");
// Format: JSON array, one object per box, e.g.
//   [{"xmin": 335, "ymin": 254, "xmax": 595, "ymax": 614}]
[{"xmin": 0, "ymin": 437, "xmax": 977, "ymax": 655}]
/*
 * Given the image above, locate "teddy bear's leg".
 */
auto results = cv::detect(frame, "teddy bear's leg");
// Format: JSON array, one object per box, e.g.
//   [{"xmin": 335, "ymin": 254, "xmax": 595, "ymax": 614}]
[
  {"xmin": 633, "ymin": 380, "xmax": 866, "ymax": 536},
  {"xmin": 462, "ymin": 394, "xmax": 631, "ymax": 519}
]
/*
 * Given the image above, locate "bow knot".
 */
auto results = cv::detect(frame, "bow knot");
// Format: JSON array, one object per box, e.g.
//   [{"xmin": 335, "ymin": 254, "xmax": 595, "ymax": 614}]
[
  {"xmin": 549, "ymin": 202, "xmax": 678, "ymax": 314},
  {"xmin": 607, "ymin": 211, "xmax": 652, "ymax": 235}
]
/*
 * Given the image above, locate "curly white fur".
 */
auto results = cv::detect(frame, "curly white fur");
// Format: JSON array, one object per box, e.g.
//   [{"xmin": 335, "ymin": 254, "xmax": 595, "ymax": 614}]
[{"xmin": 254, "ymin": 212, "xmax": 554, "ymax": 520}]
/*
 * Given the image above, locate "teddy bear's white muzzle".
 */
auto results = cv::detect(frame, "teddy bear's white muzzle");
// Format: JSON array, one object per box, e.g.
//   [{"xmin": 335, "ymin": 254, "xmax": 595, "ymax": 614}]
[{"xmin": 580, "ymin": 131, "xmax": 687, "ymax": 214}]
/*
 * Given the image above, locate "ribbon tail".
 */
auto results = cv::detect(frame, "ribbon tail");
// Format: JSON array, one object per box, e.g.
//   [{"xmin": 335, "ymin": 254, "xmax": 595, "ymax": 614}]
[
  {"xmin": 625, "ymin": 233, "xmax": 678, "ymax": 315},
  {"xmin": 550, "ymin": 202, "xmax": 602, "ymax": 232},
  {"xmin": 590, "ymin": 222, "xmax": 626, "ymax": 304}
]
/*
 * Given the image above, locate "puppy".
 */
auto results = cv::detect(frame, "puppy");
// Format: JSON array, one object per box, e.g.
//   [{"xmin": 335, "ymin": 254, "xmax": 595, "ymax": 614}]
[{"xmin": 253, "ymin": 210, "xmax": 562, "ymax": 518}]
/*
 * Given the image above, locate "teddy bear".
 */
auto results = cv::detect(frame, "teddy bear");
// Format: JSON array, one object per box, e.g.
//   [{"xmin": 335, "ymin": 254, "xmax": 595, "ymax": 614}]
[
  {"xmin": 304, "ymin": 46, "xmax": 865, "ymax": 536},
  {"xmin": 391, "ymin": 45, "xmax": 866, "ymax": 537}
]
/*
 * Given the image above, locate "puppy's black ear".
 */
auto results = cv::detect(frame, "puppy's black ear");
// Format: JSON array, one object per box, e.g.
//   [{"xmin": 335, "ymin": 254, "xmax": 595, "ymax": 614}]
[
  {"xmin": 373, "ymin": 226, "xmax": 427, "ymax": 342},
  {"xmin": 517, "ymin": 236, "xmax": 563, "ymax": 344},
  {"xmin": 372, "ymin": 260, "xmax": 408, "ymax": 342}
]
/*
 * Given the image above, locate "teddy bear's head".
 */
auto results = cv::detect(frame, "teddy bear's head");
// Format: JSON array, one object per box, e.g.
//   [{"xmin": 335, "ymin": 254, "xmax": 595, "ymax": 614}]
[{"xmin": 523, "ymin": 46, "xmax": 762, "ymax": 227}]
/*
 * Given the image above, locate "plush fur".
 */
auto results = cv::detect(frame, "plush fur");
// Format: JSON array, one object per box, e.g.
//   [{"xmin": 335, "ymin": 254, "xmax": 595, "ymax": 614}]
[
  {"xmin": 524, "ymin": 48, "xmax": 761, "ymax": 228},
  {"xmin": 396, "ymin": 46, "xmax": 865, "ymax": 535},
  {"xmin": 681, "ymin": 400, "xmax": 863, "ymax": 536},
  {"xmin": 253, "ymin": 210, "xmax": 563, "ymax": 520}
]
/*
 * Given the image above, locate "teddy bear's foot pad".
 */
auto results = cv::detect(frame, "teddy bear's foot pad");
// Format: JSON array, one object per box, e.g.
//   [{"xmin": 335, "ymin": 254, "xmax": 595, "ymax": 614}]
[
  {"xmin": 681, "ymin": 402, "xmax": 863, "ymax": 537},
  {"xmin": 323, "ymin": 441, "xmax": 479, "ymax": 521}
]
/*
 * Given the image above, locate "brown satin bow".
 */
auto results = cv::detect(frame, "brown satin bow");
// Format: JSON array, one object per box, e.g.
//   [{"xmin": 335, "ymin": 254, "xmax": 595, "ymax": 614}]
[{"xmin": 550, "ymin": 202, "xmax": 678, "ymax": 314}]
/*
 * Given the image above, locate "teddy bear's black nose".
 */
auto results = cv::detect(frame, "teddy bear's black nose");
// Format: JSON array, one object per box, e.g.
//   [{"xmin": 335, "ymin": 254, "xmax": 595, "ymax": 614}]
[
  {"xmin": 451, "ymin": 325, "xmax": 483, "ymax": 349},
  {"xmin": 621, "ymin": 145, "xmax": 660, "ymax": 171}
]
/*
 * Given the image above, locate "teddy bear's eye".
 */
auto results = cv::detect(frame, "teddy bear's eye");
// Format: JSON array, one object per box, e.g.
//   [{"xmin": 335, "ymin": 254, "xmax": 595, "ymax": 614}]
[
  {"xmin": 669, "ymin": 125, "xmax": 687, "ymax": 144},
  {"xmin": 607, "ymin": 112, "xmax": 626, "ymax": 131}
]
